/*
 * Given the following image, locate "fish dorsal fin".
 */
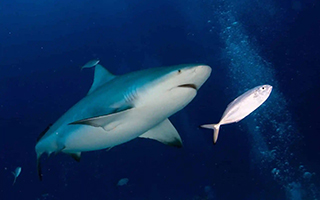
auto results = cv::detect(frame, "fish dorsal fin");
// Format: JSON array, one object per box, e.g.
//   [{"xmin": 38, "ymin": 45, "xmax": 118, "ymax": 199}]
[
  {"xmin": 87, "ymin": 64, "xmax": 116, "ymax": 95},
  {"xmin": 139, "ymin": 119, "xmax": 183, "ymax": 148}
]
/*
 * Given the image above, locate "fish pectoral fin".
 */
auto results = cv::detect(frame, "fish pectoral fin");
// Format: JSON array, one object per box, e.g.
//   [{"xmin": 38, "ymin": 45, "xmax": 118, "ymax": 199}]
[
  {"xmin": 139, "ymin": 119, "xmax": 183, "ymax": 148},
  {"xmin": 68, "ymin": 107, "xmax": 135, "ymax": 131},
  {"xmin": 67, "ymin": 152, "xmax": 81, "ymax": 162}
]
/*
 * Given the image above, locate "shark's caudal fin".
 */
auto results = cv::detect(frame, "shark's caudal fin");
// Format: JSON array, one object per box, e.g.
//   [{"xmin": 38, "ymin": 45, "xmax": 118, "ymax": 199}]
[
  {"xmin": 200, "ymin": 124, "xmax": 220, "ymax": 144},
  {"xmin": 36, "ymin": 151, "xmax": 81, "ymax": 181},
  {"xmin": 87, "ymin": 64, "xmax": 116, "ymax": 95},
  {"xmin": 36, "ymin": 124, "xmax": 53, "ymax": 181},
  {"xmin": 37, "ymin": 154, "xmax": 43, "ymax": 181}
]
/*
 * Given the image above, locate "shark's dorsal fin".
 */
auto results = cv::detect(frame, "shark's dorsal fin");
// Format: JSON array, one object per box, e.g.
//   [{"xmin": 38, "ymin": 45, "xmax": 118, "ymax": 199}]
[
  {"xmin": 87, "ymin": 64, "xmax": 116, "ymax": 95},
  {"xmin": 139, "ymin": 119, "xmax": 183, "ymax": 148}
]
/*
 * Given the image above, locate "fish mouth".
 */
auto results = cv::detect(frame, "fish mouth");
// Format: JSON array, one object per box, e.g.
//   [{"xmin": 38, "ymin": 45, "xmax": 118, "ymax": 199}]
[{"xmin": 177, "ymin": 84, "xmax": 197, "ymax": 90}]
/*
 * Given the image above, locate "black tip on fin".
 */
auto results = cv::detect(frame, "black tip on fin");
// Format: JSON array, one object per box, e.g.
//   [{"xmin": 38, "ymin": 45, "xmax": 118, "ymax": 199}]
[
  {"xmin": 69, "ymin": 153, "xmax": 81, "ymax": 162},
  {"xmin": 168, "ymin": 139, "xmax": 183, "ymax": 148}
]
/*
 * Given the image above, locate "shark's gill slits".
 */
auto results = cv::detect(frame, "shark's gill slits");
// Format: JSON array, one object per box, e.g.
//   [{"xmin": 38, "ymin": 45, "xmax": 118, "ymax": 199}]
[
  {"xmin": 178, "ymin": 84, "xmax": 197, "ymax": 90},
  {"xmin": 124, "ymin": 86, "xmax": 138, "ymax": 103}
]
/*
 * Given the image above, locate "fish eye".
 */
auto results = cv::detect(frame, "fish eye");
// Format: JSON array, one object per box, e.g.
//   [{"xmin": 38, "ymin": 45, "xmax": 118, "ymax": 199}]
[
  {"xmin": 178, "ymin": 69, "xmax": 181, "ymax": 73},
  {"xmin": 261, "ymin": 86, "xmax": 265, "ymax": 90}
]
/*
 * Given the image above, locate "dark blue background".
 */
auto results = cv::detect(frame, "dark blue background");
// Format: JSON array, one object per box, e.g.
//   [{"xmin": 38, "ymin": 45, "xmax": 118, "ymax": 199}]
[{"xmin": 0, "ymin": 0, "xmax": 319, "ymax": 199}]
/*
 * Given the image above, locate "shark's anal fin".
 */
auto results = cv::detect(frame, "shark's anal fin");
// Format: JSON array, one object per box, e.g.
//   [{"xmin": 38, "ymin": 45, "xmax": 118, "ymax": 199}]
[
  {"xmin": 68, "ymin": 107, "xmax": 134, "ymax": 131},
  {"xmin": 139, "ymin": 119, "xmax": 183, "ymax": 148},
  {"xmin": 67, "ymin": 152, "xmax": 81, "ymax": 162},
  {"xmin": 87, "ymin": 64, "xmax": 116, "ymax": 95}
]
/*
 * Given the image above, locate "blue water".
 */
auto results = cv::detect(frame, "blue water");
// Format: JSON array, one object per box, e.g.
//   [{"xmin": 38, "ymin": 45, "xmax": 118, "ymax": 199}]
[{"xmin": 1, "ymin": 0, "xmax": 319, "ymax": 199}]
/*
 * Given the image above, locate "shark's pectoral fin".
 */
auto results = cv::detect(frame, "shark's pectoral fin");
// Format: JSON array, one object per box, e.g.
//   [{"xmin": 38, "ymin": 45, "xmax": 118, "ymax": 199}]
[
  {"xmin": 69, "ymin": 107, "xmax": 134, "ymax": 131},
  {"xmin": 139, "ymin": 119, "xmax": 183, "ymax": 148},
  {"xmin": 67, "ymin": 152, "xmax": 81, "ymax": 162},
  {"xmin": 87, "ymin": 64, "xmax": 116, "ymax": 95}
]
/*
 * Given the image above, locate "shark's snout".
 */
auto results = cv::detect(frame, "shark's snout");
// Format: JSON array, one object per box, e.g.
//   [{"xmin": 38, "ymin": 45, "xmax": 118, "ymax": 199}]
[
  {"xmin": 191, "ymin": 65, "xmax": 212, "ymax": 90},
  {"xmin": 194, "ymin": 65, "xmax": 211, "ymax": 73}
]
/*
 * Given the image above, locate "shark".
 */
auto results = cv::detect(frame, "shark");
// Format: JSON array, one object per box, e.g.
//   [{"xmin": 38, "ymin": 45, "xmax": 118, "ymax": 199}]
[{"xmin": 35, "ymin": 63, "xmax": 211, "ymax": 180}]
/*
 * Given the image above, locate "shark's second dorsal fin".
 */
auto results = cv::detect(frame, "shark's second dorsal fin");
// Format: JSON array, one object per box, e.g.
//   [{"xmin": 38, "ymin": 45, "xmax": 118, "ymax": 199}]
[{"xmin": 87, "ymin": 64, "xmax": 116, "ymax": 95}]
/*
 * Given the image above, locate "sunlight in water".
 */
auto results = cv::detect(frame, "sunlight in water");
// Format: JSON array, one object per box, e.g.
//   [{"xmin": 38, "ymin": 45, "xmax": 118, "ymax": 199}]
[{"xmin": 208, "ymin": 0, "xmax": 318, "ymax": 199}]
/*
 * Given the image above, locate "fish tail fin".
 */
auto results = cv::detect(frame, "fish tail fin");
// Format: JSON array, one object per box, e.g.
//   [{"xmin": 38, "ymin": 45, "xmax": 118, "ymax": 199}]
[
  {"xmin": 200, "ymin": 124, "xmax": 221, "ymax": 145},
  {"xmin": 37, "ymin": 153, "xmax": 43, "ymax": 181},
  {"xmin": 12, "ymin": 176, "xmax": 17, "ymax": 186}
]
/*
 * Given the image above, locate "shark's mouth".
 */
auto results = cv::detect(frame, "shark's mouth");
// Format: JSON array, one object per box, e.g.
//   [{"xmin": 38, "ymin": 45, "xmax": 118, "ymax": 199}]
[{"xmin": 177, "ymin": 84, "xmax": 197, "ymax": 90}]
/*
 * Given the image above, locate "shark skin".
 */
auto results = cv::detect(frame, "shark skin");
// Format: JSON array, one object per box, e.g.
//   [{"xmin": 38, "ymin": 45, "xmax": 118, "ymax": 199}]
[{"xmin": 35, "ymin": 63, "xmax": 211, "ymax": 180}]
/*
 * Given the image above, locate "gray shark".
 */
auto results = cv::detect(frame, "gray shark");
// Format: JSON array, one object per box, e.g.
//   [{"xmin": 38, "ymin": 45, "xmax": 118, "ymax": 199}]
[{"xmin": 35, "ymin": 63, "xmax": 211, "ymax": 180}]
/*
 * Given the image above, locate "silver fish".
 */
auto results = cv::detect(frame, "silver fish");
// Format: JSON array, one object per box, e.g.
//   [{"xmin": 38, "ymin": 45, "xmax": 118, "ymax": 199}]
[
  {"xmin": 12, "ymin": 167, "xmax": 22, "ymax": 185},
  {"xmin": 80, "ymin": 59, "xmax": 100, "ymax": 71},
  {"xmin": 117, "ymin": 178, "xmax": 129, "ymax": 186},
  {"xmin": 201, "ymin": 84, "xmax": 272, "ymax": 144}
]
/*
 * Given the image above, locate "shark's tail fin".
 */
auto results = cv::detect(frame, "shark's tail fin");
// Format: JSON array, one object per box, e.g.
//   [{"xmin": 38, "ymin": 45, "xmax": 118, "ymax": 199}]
[
  {"xmin": 200, "ymin": 124, "xmax": 221, "ymax": 144},
  {"xmin": 37, "ymin": 153, "xmax": 43, "ymax": 181}
]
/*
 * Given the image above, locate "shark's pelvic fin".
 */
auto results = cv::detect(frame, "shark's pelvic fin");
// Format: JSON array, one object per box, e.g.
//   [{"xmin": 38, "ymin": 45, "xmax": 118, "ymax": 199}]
[
  {"xmin": 68, "ymin": 107, "xmax": 135, "ymax": 131},
  {"xmin": 68, "ymin": 152, "xmax": 81, "ymax": 162},
  {"xmin": 87, "ymin": 64, "xmax": 116, "ymax": 95},
  {"xmin": 139, "ymin": 119, "xmax": 183, "ymax": 148}
]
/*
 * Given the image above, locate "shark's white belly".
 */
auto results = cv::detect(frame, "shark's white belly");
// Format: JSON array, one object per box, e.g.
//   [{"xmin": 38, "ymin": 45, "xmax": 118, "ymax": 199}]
[
  {"xmin": 60, "ymin": 87, "xmax": 196, "ymax": 153},
  {"xmin": 61, "ymin": 111, "xmax": 162, "ymax": 152}
]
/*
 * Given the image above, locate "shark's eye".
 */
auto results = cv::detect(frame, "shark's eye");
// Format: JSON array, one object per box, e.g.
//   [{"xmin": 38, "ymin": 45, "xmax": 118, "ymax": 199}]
[{"xmin": 178, "ymin": 69, "xmax": 181, "ymax": 73}]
